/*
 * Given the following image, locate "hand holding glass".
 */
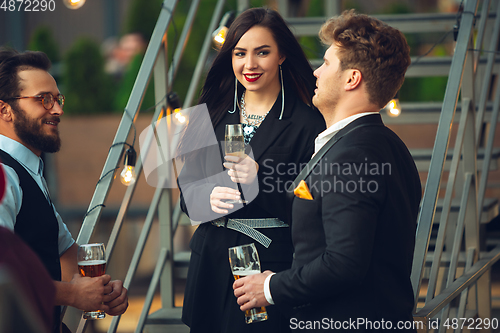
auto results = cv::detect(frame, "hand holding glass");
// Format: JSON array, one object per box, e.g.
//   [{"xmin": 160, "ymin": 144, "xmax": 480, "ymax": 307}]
[
  {"xmin": 224, "ymin": 124, "xmax": 247, "ymax": 204},
  {"xmin": 77, "ymin": 243, "xmax": 106, "ymax": 320},
  {"xmin": 228, "ymin": 243, "xmax": 268, "ymax": 324}
]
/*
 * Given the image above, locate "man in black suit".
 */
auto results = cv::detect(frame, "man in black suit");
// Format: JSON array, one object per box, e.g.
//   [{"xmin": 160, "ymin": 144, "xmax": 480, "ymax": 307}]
[{"xmin": 234, "ymin": 10, "xmax": 421, "ymax": 331}]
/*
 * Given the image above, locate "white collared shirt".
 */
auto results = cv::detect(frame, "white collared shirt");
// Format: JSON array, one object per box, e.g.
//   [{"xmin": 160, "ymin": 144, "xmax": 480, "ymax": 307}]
[
  {"xmin": 314, "ymin": 112, "xmax": 380, "ymax": 155},
  {"xmin": 0, "ymin": 135, "xmax": 74, "ymax": 255}
]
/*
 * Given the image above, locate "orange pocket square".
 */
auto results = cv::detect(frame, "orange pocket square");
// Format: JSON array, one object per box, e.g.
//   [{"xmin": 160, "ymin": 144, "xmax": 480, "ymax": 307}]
[{"xmin": 294, "ymin": 180, "xmax": 313, "ymax": 200}]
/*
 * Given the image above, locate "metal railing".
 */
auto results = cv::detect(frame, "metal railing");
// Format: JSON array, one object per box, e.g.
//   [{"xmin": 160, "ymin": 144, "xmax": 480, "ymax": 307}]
[
  {"xmin": 70, "ymin": 1, "xmax": 181, "ymax": 332},
  {"xmin": 411, "ymin": 0, "xmax": 500, "ymax": 331},
  {"xmin": 67, "ymin": 0, "xmax": 250, "ymax": 331}
]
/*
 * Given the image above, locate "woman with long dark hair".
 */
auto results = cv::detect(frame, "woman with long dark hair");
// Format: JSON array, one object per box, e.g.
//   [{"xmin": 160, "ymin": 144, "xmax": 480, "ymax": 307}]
[{"xmin": 178, "ymin": 7, "xmax": 325, "ymax": 332}]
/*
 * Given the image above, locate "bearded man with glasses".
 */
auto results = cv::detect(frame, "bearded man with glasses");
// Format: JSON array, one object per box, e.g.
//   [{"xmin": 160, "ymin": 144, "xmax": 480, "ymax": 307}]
[{"xmin": 0, "ymin": 48, "xmax": 128, "ymax": 333}]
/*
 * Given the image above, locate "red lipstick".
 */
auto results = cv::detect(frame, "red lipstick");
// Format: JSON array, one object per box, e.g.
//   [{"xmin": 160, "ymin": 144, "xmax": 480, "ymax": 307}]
[{"xmin": 244, "ymin": 73, "xmax": 262, "ymax": 82}]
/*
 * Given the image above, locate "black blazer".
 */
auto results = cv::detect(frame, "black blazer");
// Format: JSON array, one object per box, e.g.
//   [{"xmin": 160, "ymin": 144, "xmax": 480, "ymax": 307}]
[
  {"xmin": 179, "ymin": 91, "xmax": 326, "ymax": 332},
  {"xmin": 178, "ymin": 90, "xmax": 326, "ymax": 225},
  {"xmin": 270, "ymin": 114, "xmax": 421, "ymax": 331}
]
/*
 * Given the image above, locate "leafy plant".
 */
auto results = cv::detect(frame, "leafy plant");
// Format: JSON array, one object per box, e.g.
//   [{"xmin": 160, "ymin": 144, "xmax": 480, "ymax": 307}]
[
  {"xmin": 62, "ymin": 37, "xmax": 115, "ymax": 114},
  {"xmin": 123, "ymin": 0, "xmax": 163, "ymax": 41},
  {"xmin": 27, "ymin": 26, "xmax": 60, "ymax": 64},
  {"xmin": 114, "ymin": 53, "xmax": 155, "ymax": 112}
]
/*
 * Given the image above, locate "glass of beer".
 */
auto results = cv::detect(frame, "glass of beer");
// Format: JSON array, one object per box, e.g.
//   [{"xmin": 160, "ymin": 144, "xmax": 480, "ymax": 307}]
[
  {"xmin": 224, "ymin": 124, "xmax": 247, "ymax": 204},
  {"xmin": 228, "ymin": 243, "xmax": 268, "ymax": 324},
  {"xmin": 77, "ymin": 243, "xmax": 107, "ymax": 320}
]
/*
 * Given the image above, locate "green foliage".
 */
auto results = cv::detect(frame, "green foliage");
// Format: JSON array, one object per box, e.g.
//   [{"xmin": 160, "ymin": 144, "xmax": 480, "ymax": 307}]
[
  {"xmin": 123, "ymin": 0, "xmax": 163, "ymax": 40},
  {"xmin": 400, "ymin": 77, "xmax": 448, "ymax": 102},
  {"xmin": 342, "ymin": 1, "xmax": 363, "ymax": 13},
  {"xmin": 305, "ymin": 0, "xmax": 322, "ymax": 16},
  {"xmin": 299, "ymin": 36, "xmax": 323, "ymax": 60},
  {"xmin": 114, "ymin": 53, "xmax": 155, "ymax": 112},
  {"xmin": 27, "ymin": 26, "xmax": 60, "ymax": 63},
  {"xmin": 62, "ymin": 37, "xmax": 115, "ymax": 114},
  {"xmin": 250, "ymin": 0, "xmax": 265, "ymax": 7},
  {"xmin": 382, "ymin": 3, "xmax": 411, "ymax": 15},
  {"xmin": 400, "ymin": 44, "xmax": 449, "ymax": 102}
]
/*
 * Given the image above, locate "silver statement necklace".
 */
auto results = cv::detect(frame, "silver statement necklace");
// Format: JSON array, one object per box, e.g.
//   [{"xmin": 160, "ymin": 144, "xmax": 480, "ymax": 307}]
[{"xmin": 240, "ymin": 91, "xmax": 271, "ymax": 131}]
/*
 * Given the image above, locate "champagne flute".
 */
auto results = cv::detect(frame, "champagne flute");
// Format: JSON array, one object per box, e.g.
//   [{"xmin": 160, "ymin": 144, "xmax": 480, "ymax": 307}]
[
  {"xmin": 225, "ymin": 124, "xmax": 247, "ymax": 204},
  {"xmin": 228, "ymin": 243, "xmax": 268, "ymax": 324},
  {"xmin": 77, "ymin": 243, "xmax": 107, "ymax": 320}
]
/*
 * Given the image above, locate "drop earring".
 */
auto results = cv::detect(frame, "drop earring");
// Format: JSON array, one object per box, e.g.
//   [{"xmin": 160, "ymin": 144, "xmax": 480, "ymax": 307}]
[
  {"xmin": 228, "ymin": 77, "xmax": 237, "ymax": 114},
  {"xmin": 279, "ymin": 64, "xmax": 285, "ymax": 120}
]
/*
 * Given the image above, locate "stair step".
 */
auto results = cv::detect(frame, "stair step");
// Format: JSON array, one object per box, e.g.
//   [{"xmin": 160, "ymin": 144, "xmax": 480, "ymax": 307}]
[
  {"xmin": 145, "ymin": 307, "xmax": 184, "ymax": 325},
  {"xmin": 287, "ymin": 12, "xmax": 458, "ymax": 36},
  {"xmin": 173, "ymin": 251, "xmax": 190, "ymax": 279},
  {"xmin": 410, "ymin": 147, "xmax": 500, "ymax": 172},
  {"xmin": 310, "ymin": 56, "xmax": 456, "ymax": 76},
  {"xmin": 434, "ymin": 197, "xmax": 498, "ymax": 224},
  {"xmin": 309, "ymin": 53, "xmax": 500, "ymax": 75},
  {"xmin": 424, "ymin": 251, "xmax": 494, "ymax": 267},
  {"xmin": 381, "ymin": 102, "xmax": 500, "ymax": 124},
  {"xmin": 144, "ymin": 324, "xmax": 189, "ymax": 333}
]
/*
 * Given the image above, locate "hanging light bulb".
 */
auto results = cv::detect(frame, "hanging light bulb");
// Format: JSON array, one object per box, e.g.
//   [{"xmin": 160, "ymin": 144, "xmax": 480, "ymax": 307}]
[
  {"xmin": 174, "ymin": 109, "xmax": 187, "ymax": 124},
  {"xmin": 168, "ymin": 92, "xmax": 188, "ymax": 125},
  {"xmin": 63, "ymin": 0, "xmax": 86, "ymax": 9},
  {"xmin": 384, "ymin": 92, "xmax": 401, "ymax": 117},
  {"xmin": 120, "ymin": 147, "xmax": 137, "ymax": 186},
  {"xmin": 212, "ymin": 11, "xmax": 234, "ymax": 49},
  {"xmin": 213, "ymin": 26, "xmax": 228, "ymax": 49}
]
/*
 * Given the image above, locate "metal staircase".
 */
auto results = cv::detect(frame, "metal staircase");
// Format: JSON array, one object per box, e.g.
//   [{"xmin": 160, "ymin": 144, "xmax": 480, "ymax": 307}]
[{"xmin": 65, "ymin": 1, "xmax": 500, "ymax": 332}]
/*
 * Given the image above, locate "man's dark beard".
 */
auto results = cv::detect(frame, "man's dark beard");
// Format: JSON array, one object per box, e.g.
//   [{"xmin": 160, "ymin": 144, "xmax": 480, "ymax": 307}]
[{"xmin": 12, "ymin": 106, "xmax": 61, "ymax": 153}]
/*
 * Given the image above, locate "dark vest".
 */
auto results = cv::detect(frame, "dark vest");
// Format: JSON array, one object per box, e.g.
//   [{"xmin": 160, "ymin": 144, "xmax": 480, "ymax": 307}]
[{"xmin": 0, "ymin": 149, "xmax": 62, "ymax": 333}]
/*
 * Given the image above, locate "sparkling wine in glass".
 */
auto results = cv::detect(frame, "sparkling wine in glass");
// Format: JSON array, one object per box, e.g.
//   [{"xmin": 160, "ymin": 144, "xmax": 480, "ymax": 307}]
[
  {"xmin": 77, "ymin": 243, "xmax": 106, "ymax": 320},
  {"xmin": 228, "ymin": 243, "xmax": 268, "ymax": 324},
  {"xmin": 225, "ymin": 124, "xmax": 247, "ymax": 204}
]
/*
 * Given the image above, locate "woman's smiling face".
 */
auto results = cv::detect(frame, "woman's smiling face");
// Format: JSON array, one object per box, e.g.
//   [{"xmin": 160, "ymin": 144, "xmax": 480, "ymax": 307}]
[{"xmin": 232, "ymin": 26, "xmax": 284, "ymax": 95}]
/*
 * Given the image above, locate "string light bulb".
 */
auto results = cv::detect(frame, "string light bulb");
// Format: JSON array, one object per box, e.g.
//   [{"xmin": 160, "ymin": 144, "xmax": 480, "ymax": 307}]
[
  {"xmin": 384, "ymin": 92, "xmax": 401, "ymax": 117},
  {"xmin": 212, "ymin": 26, "xmax": 228, "ymax": 49},
  {"xmin": 120, "ymin": 147, "xmax": 137, "ymax": 186},
  {"xmin": 168, "ymin": 92, "xmax": 188, "ymax": 125},
  {"xmin": 174, "ymin": 109, "xmax": 187, "ymax": 124},
  {"xmin": 212, "ymin": 11, "xmax": 234, "ymax": 49},
  {"xmin": 63, "ymin": 0, "xmax": 86, "ymax": 9}
]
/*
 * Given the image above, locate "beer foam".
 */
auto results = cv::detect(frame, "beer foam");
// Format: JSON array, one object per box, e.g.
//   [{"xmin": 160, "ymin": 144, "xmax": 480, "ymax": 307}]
[
  {"xmin": 234, "ymin": 270, "xmax": 260, "ymax": 276},
  {"xmin": 78, "ymin": 260, "xmax": 106, "ymax": 266}
]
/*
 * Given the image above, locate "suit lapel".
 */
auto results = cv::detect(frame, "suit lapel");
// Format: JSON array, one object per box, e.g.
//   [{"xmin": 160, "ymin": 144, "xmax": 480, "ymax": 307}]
[
  {"xmin": 248, "ymin": 118, "xmax": 291, "ymax": 162},
  {"xmin": 287, "ymin": 113, "xmax": 384, "ymax": 200},
  {"xmin": 245, "ymin": 90, "xmax": 294, "ymax": 162}
]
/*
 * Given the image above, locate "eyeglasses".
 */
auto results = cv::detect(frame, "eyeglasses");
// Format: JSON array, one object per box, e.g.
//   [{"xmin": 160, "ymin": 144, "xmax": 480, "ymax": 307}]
[{"xmin": 5, "ymin": 93, "xmax": 65, "ymax": 110}]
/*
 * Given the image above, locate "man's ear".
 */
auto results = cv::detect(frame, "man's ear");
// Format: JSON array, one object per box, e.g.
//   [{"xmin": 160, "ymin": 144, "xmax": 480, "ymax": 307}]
[
  {"xmin": 0, "ymin": 100, "xmax": 13, "ymax": 122},
  {"xmin": 345, "ymin": 69, "xmax": 362, "ymax": 91}
]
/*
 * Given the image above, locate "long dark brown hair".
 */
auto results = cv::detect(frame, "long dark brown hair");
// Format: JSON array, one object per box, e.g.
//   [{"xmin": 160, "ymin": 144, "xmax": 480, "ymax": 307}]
[{"xmin": 178, "ymin": 7, "xmax": 315, "ymax": 158}]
